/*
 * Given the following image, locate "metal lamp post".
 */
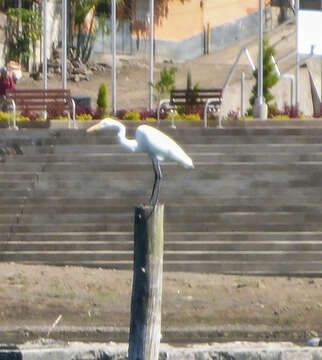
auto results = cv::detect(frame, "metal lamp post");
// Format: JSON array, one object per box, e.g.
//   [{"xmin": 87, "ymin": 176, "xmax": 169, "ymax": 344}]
[
  {"xmin": 42, "ymin": 0, "xmax": 47, "ymax": 90},
  {"xmin": 295, "ymin": 0, "xmax": 300, "ymax": 107},
  {"xmin": 62, "ymin": 0, "xmax": 67, "ymax": 89},
  {"xmin": 149, "ymin": 0, "xmax": 154, "ymax": 110},
  {"xmin": 254, "ymin": 0, "xmax": 267, "ymax": 120},
  {"xmin": 112, "ymin": 0, "xmax": 116, "ymax": 115}
]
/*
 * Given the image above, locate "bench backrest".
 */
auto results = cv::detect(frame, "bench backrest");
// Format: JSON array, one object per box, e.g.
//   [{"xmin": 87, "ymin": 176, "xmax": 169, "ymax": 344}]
[
  {"xmin": 170, "ymin": 88, "xmax": 223, "ymax": 106},
  {"xmin": 6, "ymin": 89, "xmax": 73, "ymax": 114}
]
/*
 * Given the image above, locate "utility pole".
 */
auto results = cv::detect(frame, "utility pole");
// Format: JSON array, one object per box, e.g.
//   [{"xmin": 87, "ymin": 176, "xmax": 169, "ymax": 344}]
[
  {"xmin": 149, "ymin": 0, "xmax": 154, "ymax": 110},
  {"xmin": 112, "ymin": 0, "xmax": 116, "ymax": 115},
  {"xmin": 254, "ymin": 0, "xmax": 267, "ymax": 120},
  {"xmin": 42, "ymin": 0, "xmax": 47, "ymax": 90},
  {"xmin": 295, "ymin": 0, "xmax": 300, "ymax": 107},
  {"xmin": 62, "ymin": 0, "xmax": 67, "ymax": 89}
]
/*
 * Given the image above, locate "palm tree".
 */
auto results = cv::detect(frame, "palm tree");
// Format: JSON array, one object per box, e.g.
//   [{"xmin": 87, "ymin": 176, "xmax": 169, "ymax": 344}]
[{"xmin": 68, "ymin": 0, "xmax": 127, "ymax": 63}]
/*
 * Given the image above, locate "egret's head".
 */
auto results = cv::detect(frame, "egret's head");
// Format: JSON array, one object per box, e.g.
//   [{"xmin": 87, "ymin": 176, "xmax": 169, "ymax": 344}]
[{"xmin": 86, "ymin": 118, "xmax": 122, "ymax": 133}]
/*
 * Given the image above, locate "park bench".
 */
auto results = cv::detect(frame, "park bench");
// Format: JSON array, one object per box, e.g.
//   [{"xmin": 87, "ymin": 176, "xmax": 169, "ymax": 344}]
[
  {"xmin": 157, "ymin": 88, "xmax": 223, "ymax": 128},
  {"xmin": 6, "ymin": 89, "xmax": 76, "ymax": 129}
]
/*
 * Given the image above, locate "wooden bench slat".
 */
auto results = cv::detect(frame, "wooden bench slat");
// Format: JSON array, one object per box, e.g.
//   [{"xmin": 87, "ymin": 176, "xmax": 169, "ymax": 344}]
[
  {"xmin": 10, "ymin": 98, "xmax": 71, "ymax": 104},
  {"xmin": 171, "ymin": 101, "xmax": 222, "ymax": 105},
  {"xmin": 7, "ymin": 89, "xmax": 71, "ymax": 94},
  {"xmin": 170, "ymin": 88, "xmax": 223, "ymax": 107},
  {"xmin": 5, "ymin": 88, "xmax": 76, "ymax": 128},
  {"xmin": 171, "ymin": 88, "xmax": 222, "ymax": 93}
]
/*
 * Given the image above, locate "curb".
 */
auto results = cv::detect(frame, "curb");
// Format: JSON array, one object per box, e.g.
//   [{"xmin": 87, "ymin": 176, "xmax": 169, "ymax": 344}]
[{"xmin": 0, "ymin": 339, "xmax": 321, "ymax": 360}]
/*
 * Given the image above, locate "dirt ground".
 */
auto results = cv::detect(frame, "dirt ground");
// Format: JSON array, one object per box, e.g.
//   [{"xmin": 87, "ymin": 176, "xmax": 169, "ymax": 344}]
[
  {"xmin": 17, "ymin": 56, "xmax": 228, "ymax": 113},
  {"xmin": 0, "ymin": 263, "xmax": 321, "ymax": 344}
]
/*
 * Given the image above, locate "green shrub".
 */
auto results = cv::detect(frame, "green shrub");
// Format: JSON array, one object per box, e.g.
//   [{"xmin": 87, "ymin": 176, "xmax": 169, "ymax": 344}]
[
  {"xmin": 149, "ymin": 67, "xmax": 177, "ymax": 104},
  {"xmin": 54, "ymin": 116, "xmax": 69, "ymax": 121},
  {"xmin": 76, "ymin": 113, "xmax": 93, "ymax": 121},
  {"xmin": 170, "ymin": 113, "xmax": 201, "ymax": 121},
  {"xmin": 17, "ymin": 116, "xmax": 30, "ymax": 122},
  {"xmin": 0, "ymin": 111, "xmax": 9, "ymax": 122},
  {"xmin": 97, "ymin": 82, "xmax": 108, "ymax": 116},
  {"xmin": 249, "ymin": 37, "xmax": 279, "ymax": 113},
  {"xmin": 124, "ymin": 111, "xmax": 140, "ymax": 121},
  {"xmin": 183, "ymin": 113, "xmax": 201, "ymax": 121}
]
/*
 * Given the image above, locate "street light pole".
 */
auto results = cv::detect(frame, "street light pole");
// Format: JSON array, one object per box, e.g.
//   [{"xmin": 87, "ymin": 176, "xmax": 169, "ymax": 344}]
[
  {"xmin": 149, "ymin": 0, "xmax": 154, "ymax": 111},
  {"xmin": 258, "ymin": 0, "xmax": 263, "ymax": 105},
  {"xmin": 42, "ymin": 0, "xmax": 47, "ymax": 90},
  {"xmin": 254, "ymin": 0, "xmax": 267, "ymax": 120},
  {"xmin": 62, "ymin": 0, "xmax": 67, "ymax": 89},
  {"xmin": 111, "ymin": 0, "xmax": 116, "ymax": 115},
  {"xmin": 295, "ymin": 0, "xmax": 300, "ymax": 108}
]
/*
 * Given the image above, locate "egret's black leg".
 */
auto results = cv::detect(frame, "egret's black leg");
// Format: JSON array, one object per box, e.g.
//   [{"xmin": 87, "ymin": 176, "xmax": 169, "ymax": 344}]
[
  {"xmin": 152, "ymin": 160, "xmax": 162, "ymax": 207},
  {"xmin": 149, "ymin": 158, "xmax": 162, "ymax": 209},
  {"xmin": 149, "ymin": 160, "xmax": 158, "ymax": 204}
]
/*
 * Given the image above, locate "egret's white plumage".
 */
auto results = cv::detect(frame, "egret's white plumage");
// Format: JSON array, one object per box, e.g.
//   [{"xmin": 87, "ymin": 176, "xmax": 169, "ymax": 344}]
[{"xmin": 87, "ymin": 118, "xmax": 194, "ymax": 208}]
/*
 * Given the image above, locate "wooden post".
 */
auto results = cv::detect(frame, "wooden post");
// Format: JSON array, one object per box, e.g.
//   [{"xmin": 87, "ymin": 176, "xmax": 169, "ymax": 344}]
[{"xmin": 128, "ymin": 204, "xmax": 164, "ymax": 360}]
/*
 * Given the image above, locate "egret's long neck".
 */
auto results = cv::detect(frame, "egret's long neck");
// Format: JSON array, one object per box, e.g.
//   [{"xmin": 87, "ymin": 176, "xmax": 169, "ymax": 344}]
[{"xmin": 116, "ymin": 124, "xmax": 138, "ymax": 152}]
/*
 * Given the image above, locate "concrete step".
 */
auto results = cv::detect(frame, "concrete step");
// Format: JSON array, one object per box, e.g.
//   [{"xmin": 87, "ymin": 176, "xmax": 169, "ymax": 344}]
[
  {"xmin": 4, "ymin": 222, "xmax": 322, "ymax": 233},
  {"xmin": 7, "ymin": 152, "xmax": 322, "ymax": 163},
  {"xmin": 3, "ymin": 203, "xmax": 322, "ymax": 214},
  {"xmin": 4, "ymin": 126, "xmax": 322, "ymax": 138},
  {"xmin": 10, "ymin": 259, "xmax": 322, "ymax": 276},
  {"xmin": 1, "ymin": 250, "xmax": 321, "ymax": 263},
  {"xmin": 45, "ymin": 134, "xmax": 322, "ymax": 145},
  {"xmin": 6, "ymin": 130, "xmax": 322, "ymax": 146},
  {"xmin": 19, "ymin": 143, "xmax": 322, "ymax": 155},
  {"xmin": 2, "ymin": 127, "xmax": 321, "ymax": 147},
  {"xmin": 9, "ymin": 212, "xmax": 322, "ymax": 225},
  {"xmin": 2, "ymin": 240, "xmax": 322, "ymax": 252},
  {"xmin": 4, "ymin": 161, "xmax": 322, "ymax": 173},
  {"xmin": 2, "ymin": 231, "xmax": 322, "ymax": 242}
]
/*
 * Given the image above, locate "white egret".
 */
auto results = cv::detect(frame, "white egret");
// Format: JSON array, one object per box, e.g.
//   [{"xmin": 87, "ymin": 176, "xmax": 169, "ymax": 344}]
[{"xmin": 87, "ymin": 118, "xmax": 194, "ymax": 209}]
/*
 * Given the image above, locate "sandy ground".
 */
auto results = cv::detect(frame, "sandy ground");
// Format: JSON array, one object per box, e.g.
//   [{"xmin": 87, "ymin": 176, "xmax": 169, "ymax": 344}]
[{"xmin": 0, "ymin": 263, "xmax": 321, "ymax": 344}]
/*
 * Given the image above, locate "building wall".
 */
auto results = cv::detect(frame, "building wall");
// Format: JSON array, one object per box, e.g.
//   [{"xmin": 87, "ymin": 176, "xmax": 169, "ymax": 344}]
[
  {"xmin": 0, "ymin": 12, "xmax": 6, "ymax": 66},
  {"xmin": 45, "ymin": 0, "xmax": 61, "ymax": 58},
  {"xmin": 154, "ymin": 0, "xmax": 204, "ymax": 40},
  {"xmin": 153, "ymin": 0, "xmax": 259, "ymax": 41},
  {"xmin": 92, "ymin": 0, "xmax": 265, "ymax": 63},
  {"xmin": 133, "ymin": 0, "xmax": 262, "ymax": 62}
]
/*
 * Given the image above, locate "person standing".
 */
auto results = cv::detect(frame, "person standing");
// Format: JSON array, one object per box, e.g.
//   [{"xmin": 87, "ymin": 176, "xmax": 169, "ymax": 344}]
[{"xmin": 0, "ymin": 66, "xmax": 15, "ymax": 111}]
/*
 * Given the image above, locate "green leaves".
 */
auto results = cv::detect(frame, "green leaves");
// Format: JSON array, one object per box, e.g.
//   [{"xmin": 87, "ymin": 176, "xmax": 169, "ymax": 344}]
[
  {"xmin": 249, "ymin": 37, "xmax": 279, "ymax": 110},
  {"xmin": 149, "ymin": 67, "xmax": 177, "ymax": 102},
  {"xmin": 97, "ymin": 82, "xmax": 108, "ymax": 116},
  {"xmin": 6, "ymin": 7, "xmax": 42, "ymax": 65}
]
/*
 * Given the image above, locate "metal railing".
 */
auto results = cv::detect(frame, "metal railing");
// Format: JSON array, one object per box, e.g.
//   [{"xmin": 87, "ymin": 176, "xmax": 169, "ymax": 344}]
[
  {"xmin": 157, "ymin": 99, "xmax": 176, "ymax": 128},
  {"xmin": 8, "ymin": 99, "xmax": 18, "ymax": 130}
]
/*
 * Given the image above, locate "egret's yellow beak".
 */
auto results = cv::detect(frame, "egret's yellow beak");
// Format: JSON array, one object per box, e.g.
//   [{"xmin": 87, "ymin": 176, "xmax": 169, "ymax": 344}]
[{"xmin": 86, "ymin": 122, "xmax": 102, "ymax": 133}]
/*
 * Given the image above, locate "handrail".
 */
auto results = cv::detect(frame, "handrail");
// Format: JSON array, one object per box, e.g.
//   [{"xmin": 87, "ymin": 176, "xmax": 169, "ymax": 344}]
[
  {"xmin": 9, "ymin": 99, "xmax": 18, "ymax": 130},
  {"xmin": 203, "ymin": 99, "xmax": 222, "ymax": 128},
  {"xmin": 157, "ymin": 99, "xmax": 170, "ymax": 124},
  {"xmin": 223, "ymin": 18, "xmax": 295, "ymax": 95},
  {"xmin": 70, "ymin": 98, "xmax": 76, "ymax": 129},
  {"xmin": 223, "ymin": 47, "xmax": 256, "ymax": 94}
]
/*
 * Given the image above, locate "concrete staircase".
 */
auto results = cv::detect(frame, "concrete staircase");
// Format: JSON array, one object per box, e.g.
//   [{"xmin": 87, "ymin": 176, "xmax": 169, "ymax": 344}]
[{"xmin": 0, "ymin": 125, "xmax": 322, "ymax": 275}]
